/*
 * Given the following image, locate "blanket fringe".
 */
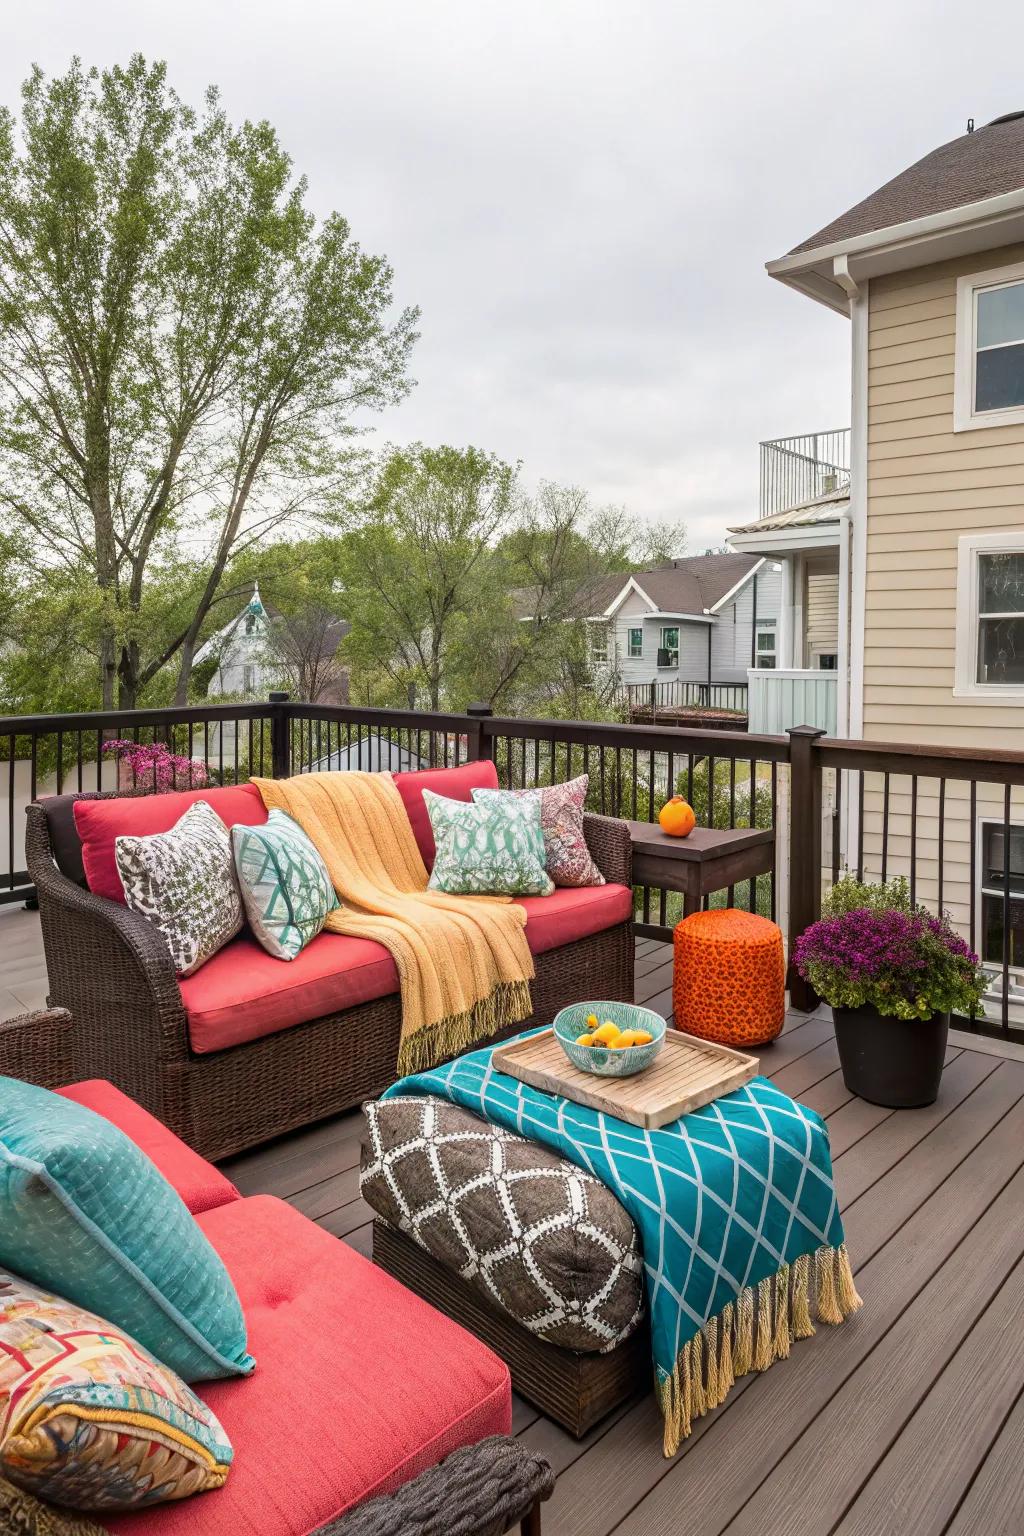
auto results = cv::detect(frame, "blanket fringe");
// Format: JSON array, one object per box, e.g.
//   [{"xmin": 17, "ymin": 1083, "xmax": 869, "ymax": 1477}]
[
  {"xmin": 396, "ymin": 979, "xmax": 534, "ymax": 1076},
  {"xmin": 657, "ymin": 1243, "xmax": 862, "ymax": 1457}
]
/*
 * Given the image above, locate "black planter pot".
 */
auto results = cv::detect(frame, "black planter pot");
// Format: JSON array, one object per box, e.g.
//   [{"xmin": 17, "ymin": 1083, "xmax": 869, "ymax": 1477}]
[{"xmin": 832, "ymin": 1004, "xmax": 949, "ymax": 1108}]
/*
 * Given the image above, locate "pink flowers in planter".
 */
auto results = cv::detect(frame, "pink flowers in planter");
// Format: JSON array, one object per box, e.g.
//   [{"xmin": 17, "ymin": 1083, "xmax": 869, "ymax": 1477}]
[{"xmin": 103, "ymin": 740, "xmax": 211, "ymax": 793}]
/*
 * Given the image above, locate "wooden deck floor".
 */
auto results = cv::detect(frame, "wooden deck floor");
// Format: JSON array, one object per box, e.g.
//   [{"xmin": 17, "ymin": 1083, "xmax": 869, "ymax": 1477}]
[{"xmin": 6, "ymin": 911, "xmax": 1024, "ymax": 1532}]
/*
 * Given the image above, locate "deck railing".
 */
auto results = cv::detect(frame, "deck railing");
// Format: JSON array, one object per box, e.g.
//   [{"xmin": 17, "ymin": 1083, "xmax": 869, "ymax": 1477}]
[
  {"xmin": 4, "ymin": 697, "xmax": 1024, "ymax": 1042},
  {"xmin": 759, "ymin": 428, "xmax": 851, "ymax": 516},
  {"xmin": 610, "ymin": 680, "xmax": 749, "ymax": 717}
]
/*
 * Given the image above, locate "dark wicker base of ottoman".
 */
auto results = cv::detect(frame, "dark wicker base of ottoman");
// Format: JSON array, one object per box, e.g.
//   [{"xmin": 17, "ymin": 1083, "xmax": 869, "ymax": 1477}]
[{"xmin": 372, "ymin": 1220, "xmax": 649, "ymax": 1438}]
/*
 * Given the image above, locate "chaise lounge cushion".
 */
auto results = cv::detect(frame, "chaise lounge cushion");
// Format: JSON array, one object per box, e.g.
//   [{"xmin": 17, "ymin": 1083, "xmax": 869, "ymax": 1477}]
[
  {"xmin": 390, "ymin": 761, "xmax": 499, "ymax": 869},
  {"xmin": 103, "ymin": 1194, "xmax": 512, "ymax": 1536},
  {"xmin": 181, "ymin": 884, "xmax": 634, "ymax": 1055},
  {"xmin": 55, "ymin": 1080, "xmax": 241, "ymax": 1215},
  {"xmin": 74, "ymin": 784, "xmax": 268, "ymax": 905}
]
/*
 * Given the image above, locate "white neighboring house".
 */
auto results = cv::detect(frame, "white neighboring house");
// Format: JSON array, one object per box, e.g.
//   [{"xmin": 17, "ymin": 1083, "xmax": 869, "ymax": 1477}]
[{"xmin": 585, "ymin": 553, "xmax": 781, "ymax": 700}]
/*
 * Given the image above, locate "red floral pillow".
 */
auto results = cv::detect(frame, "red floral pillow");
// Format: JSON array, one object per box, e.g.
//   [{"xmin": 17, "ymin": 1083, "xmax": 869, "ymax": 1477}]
[{"xmin": 473, "ymin": 775, "xmax": 604, "ymax": 888}]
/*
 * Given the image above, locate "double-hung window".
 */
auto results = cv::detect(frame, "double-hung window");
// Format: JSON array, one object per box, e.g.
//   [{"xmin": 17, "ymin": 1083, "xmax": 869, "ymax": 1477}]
[
  {"xmin": 954, "ymin": 261, "xmax": 1024, "ymax": 431},
  {"xmin": 626, "ymin": 626, "xmax": 643, "ymax": 658},
  {"xmin": 659, "ymin": 627, "xmax": 679, "ymax": 668},
  {"xmin": 978, "ymin": 821, "xmax": 1024, "ymax": 979},
  {"xmin": 590, "ymin": 623, "xmax": 609, "ymax": 665},
  {"xmin": 955, "ymin": 534, "xmax": 1024, "ymax": 698},
  {"xmin": 754, "ymin": 619, "xmax": 777, "ymax": 670}
]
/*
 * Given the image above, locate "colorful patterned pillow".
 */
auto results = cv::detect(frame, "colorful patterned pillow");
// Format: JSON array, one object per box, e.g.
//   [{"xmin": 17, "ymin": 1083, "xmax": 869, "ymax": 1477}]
[
  {"xmin": 422, "ymin": 790, "xmax": 554, "ymax": 896},
  {"xmin": 474, "ymin": 776, "xmax": 605, "ymax": 887},
  {"xmin": 114, "ymin": 800, "xmax": 243, "ymax": 975},
  {"xmin": 0, "ymin": 1076, "xmax": 254, "ymax": 1383},
  {"xmin": 0, "ymin": 1271, "xmax": 232, "ymax": 1511},
  {"xmin": 232, "ymin": 809, "xmax": 338, "ymax": 960},
  {"xmin": 0, "ymin": 1475, "xmax": 107, "ymax": 1535}
]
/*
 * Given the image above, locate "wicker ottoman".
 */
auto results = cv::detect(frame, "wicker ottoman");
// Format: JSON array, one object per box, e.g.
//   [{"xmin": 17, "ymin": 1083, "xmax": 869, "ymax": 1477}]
[
  {"xmin": 360, "ymin": 1096, "xmax": 650, "ymax": 1436},
  {"xmin": 672, "ymin": 908, "xmax": 785, "ymax": 1047}
]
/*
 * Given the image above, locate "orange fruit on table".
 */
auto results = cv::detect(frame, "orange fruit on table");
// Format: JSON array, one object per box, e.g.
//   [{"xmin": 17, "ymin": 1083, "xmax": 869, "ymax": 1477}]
[
  {"xmin": 593, "ymin": 1022, "xmax": 621, "ymax": 1046},
  {"xmin": 659, "ymin": 796, "xmax": 696, "ymax": 838}
]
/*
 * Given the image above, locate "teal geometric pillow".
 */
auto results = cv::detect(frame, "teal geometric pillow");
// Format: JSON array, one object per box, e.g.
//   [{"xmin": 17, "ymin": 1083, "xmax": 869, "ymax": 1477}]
[
  {"xmin": 0, "ymin": 1078, "xmax": 254, "ymax": 1383},
  {"xmin": 232, "ymin": 809, "xmax": 338, "ymax": 960},
  {"xmin": 422, "ymin": 789, "xmax": 554, "ymax": 896}
]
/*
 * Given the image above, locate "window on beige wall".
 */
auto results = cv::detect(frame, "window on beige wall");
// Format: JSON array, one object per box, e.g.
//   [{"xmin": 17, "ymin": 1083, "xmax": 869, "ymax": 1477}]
[
  {"xmin": 954, "ymin": 260, "xmax": 1024, "ymax": 431},
  {"xmin": 955, "ymin": 534, "xmax": 1024, "ymax": 698}
]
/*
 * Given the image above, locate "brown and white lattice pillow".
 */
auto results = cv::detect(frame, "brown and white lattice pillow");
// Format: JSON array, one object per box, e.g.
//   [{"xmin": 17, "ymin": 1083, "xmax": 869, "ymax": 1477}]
[
  {"xmin": 473, "ymin": 775, "xmax": 605, "ymax": 887},
  {"xmin": 361, "ymin": 1095, "xmax": 644, "ymax": 1352},
  {"xmin": 114, "ymin": 801, "xmax": 243, "ymax": 975}
]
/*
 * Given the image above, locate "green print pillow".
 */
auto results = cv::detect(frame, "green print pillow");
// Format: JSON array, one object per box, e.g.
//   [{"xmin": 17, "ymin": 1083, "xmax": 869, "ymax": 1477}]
[
  {"xmin": 422, "ymin": 790, "xmax": 554, "ymax": 897},
  {"xmin": 232, "ymin": 809, "xmax": 338, "ymax": 960}
]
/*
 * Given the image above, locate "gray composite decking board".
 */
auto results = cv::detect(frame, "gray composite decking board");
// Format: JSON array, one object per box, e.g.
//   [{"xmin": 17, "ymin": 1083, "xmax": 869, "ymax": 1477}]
[
  {"xmin": 538, "ymin": 1065, "xmax": 1024, "ymax": 1536},
  {"xmin": 288, "ymin": 1163, "xmax": 362, "ymax": 1221},
  {"xmin": 943, "ymin": 1387, "xmax": 1024, "ymax": 1536},
  {"xmin": 795, "ymin": 1068, "xmax": 855, "ymax": 1120},
  {"xmin": 830, "ymin": 1252, "xmax": 1024, "ymax": 1536}
]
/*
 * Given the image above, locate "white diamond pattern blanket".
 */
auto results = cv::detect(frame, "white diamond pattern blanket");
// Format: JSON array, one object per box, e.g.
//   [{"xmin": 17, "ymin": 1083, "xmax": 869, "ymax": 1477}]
[{"xmin": 385, "ymin": 1033, "xmax": 861, "ymax": 1454}]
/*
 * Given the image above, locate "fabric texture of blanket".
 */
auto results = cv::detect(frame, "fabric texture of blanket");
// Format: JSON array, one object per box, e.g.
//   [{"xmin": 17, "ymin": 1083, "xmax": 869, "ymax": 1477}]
[
  {"xmin": 385, "ymin": 1035, "xmax": 862, "ymax": 1454},
  {"xmin": 252, "ymin": 772, "xmax": 535, "ymax": 1073}
]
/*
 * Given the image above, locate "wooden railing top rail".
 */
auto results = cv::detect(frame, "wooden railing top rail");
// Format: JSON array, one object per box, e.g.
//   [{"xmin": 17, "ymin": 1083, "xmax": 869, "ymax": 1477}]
[
  {"xmin": 482, "ymin": 714, "xmax": 792, "ymax": 761},
  {"xmin": 283, "ymin": 701, "xmax": 476, "ymax": 731},
  {"xmin": 817, "ymin": 736, "xmax": 1024, "ymax": 787},
  {"xmin": 0, "ymin": 702, "xmax": 273, "ymax": 735}
]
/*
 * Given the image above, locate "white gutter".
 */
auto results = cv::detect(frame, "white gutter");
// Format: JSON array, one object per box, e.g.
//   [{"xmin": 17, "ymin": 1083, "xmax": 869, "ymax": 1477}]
[{"xmin": 728, "ymin": 524, "xmax": 840, "ymax": 555}]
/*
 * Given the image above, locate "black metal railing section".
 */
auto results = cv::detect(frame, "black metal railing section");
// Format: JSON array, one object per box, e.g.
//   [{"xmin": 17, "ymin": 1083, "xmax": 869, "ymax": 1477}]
[
  {"xmin": 610, "ymin": 680, "xmax": 749, "ymax": 719},
  {"xmin": 759, "ymin": 428, "xmax": 850, "ymax": 517},
  {"xmin": 4, "ymin": 696, "xmax": 1024, "ymax": 1043}
]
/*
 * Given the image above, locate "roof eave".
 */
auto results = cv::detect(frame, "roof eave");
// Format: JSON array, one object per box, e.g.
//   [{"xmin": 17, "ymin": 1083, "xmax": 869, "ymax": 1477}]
[{"xmin": 767, "ymin": 184, "xmax": 1024, "ymax": 313}]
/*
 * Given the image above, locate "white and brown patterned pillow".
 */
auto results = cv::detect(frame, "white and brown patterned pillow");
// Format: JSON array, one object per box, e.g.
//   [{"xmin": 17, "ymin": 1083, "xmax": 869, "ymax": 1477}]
[
  {"xmin": 361, "ymin": 1095, "xmax": 644, "ymax": 1352},
  {"xmin": 473, "ymin": 775, "xmax": 605, "ymax": 887},
  {"xmin": 114, "ymin": 801, "xmax": 242, "ymax": 975}
]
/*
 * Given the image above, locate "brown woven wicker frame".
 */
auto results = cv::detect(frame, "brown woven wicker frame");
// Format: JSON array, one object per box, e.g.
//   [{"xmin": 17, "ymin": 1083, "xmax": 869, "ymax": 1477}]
[
  {"xmin": 25, "ymin": 800, "xmax": 633, "ymax": 1160},
  {"xmin": 373, "ymin": 1221, "xmax": 648, "ymax": 1438}
]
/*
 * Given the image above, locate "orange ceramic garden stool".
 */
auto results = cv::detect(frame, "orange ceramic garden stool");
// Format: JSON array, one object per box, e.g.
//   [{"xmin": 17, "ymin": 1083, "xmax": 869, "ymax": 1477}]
[{"xmin": 672, "ymin": 908, "xmax": 785, "ymax": 1047}]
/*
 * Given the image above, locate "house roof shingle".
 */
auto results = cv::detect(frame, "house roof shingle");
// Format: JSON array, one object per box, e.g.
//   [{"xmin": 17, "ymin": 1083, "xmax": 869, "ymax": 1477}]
[
  {"xmin": 789, "ymin": 112, "xmax": 1024, "ymax": 256},
  {"xmin": 586, "ymin": 552, "xmax": 761, "ymax": 618}
]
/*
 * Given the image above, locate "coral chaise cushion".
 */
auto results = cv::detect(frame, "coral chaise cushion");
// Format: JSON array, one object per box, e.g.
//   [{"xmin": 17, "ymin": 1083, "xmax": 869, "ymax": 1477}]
[
  {"xmin": 74, "ymin": 783, "xmax": 268, "ymax": 904},
  {"xmin": 180, "ymin": 884, "xmax": 633, "ymax": 1054},
  {"xmin": 55, "ymin": 1080, "xmax": 241, "ymax": 1214},
  {"xmin": 390, "ymin": 761, "xmax": 499, "ymax": 869},
  {"xmin": 103, "ymin": 1194, "xmax": 512, "ymax": 1536}
]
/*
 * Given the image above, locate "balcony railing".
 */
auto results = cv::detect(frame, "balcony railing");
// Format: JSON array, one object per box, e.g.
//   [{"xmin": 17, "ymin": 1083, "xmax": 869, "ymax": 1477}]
[
  {"xmin": 747, "ymin": 668, "xmax": 838, "ymax": 736},
  {"xmin": 759, "ymin": 428, "xmax": 850, "ymax": 517},
  {"xmin": 4, "ymin": 695, "xmax": 1024, "ymax": 1043}
]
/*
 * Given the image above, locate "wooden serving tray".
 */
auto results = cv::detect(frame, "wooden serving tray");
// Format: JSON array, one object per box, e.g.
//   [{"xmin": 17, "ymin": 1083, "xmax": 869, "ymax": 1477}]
[{"xmin": 491, "ymin": 1028, "xmax": 759, "ymax": 1129}]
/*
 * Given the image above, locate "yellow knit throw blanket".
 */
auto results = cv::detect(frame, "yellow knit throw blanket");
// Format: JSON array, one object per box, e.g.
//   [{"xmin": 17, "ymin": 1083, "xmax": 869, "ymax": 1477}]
[{"xmin": 251, "ymin": 772, "xmax": 536, "ymax": 1074}]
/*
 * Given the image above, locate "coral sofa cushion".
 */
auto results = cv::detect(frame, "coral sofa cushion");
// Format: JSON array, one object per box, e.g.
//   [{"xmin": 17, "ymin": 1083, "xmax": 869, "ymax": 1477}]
[
  {"xmin": 180, "ymin": 885, "xmax": 633, "ymax": 1053},
  {"xmin": 0, "ymin": 1077, "xmax": 253, "ymax": 1383},
  {"xmin": 74, "ymin": 783, "xmax": 268, "ymax": 904},
  {"xmin": 55, "ymin": 1080, "xmax": 240, "ymax": 1215},
  {"xmin": 181, "ymin": 931, "xmax": 400, "ymax": 1054},
  {"xmin": 515, "ymin": 882, "xmax": 633, "ymax": 954},
  {"xmin": 391, "ymin": 761, "xmax": 499, "ymax": 869},
  {"xmin": 104, "ymin": 1194, "xmax": 511, "ymax": 1536}
]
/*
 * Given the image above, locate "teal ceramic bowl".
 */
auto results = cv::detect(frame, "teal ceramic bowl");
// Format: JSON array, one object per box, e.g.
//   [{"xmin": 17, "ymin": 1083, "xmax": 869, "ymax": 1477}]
[{"xmin": 552, "ymin": 1001, "xmax": 667, "ymax": 1078}]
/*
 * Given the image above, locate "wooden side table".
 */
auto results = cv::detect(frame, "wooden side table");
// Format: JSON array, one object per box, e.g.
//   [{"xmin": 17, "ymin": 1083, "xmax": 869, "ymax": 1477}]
[{"xmin": 625, "ymin": 821, "xmax": 775, "ymax": 917}]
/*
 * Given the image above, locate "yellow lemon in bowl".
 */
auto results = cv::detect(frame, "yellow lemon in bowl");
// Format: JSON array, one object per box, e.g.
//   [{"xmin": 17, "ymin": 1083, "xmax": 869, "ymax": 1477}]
[{"xmin": 593, "ymin": 1022, "xmax": 621, "ymax": 1046}]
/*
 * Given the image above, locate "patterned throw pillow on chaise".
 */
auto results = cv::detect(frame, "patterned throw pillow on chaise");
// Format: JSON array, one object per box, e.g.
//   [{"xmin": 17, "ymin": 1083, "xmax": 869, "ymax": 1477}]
[
  {"xmin": 0, "ymin": 1271, "xmax": 232, "ymax": 1511},
  {"xmin": 232, "ymin": 809, "xmax": 338, "ymax": 960},
  {"xmin": 422, "ymin": 789, "xmax": 553, "ymax": 896},
  {"xmin": 0, "ymin": 1475, "xmax": 107, "ymax": 1535},
  {"xmin": 114, "ymin": 799, "xmax": 242, "ymax": 975},
  {"xmin": 473, "ymin": 775, "xmax": 604, "ymax": 887}
]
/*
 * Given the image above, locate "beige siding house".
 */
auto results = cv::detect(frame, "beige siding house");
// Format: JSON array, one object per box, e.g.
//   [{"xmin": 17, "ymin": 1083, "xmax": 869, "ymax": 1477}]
[{"xmin": 755, "ymin": 111, "xmax": 1024, "ymax": 1008}]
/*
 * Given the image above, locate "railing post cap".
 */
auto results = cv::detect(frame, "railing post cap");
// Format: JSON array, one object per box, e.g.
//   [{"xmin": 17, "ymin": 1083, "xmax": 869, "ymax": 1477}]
[
  {"xmin": 787, "ymin": 723, "xmax": 827, "ymax": 740},
  {"xmin": 268, "ymin": 690, "xmax": 290, "ymax": 703},
  {"xmin": 466, "ymin": 701, "xmax": 493, "ymax": 717}
]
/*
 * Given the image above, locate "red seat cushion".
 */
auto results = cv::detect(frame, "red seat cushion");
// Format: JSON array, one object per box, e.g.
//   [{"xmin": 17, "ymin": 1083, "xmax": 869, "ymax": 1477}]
[
  {"xmin": 104, "ymin": 1195, "xmax": 511, "ymax": 1536},
  {"xmin": 54, "ymin": 1080, "xmax": 240, "ymax": 1214},
  {"xmin": 74, "ymin": 783, "xmax": 268, "ymax": 904},
  {"xmin": 181, "ymin": 885, "xmax": 633, "ymax": 1054},
  {"xmin": 391, "ymin": 761, "xmax": 499, "ymax": 868},
  {"xmin": 181, "ymin": 931, "xmax": 400, "ymax": 1054},
  {"xmin": 515, "ymin": 882, "xmax": 634, "ymax": 953}
]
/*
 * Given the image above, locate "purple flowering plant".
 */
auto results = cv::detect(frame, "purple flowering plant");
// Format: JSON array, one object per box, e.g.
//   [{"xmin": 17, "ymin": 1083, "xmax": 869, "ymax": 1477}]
[
  {"xmin": 792, "ymin": 876, "xmax": 987, "ymax": 1020},
  {"xmin": 102, "ymin": 740, "xmax": 210, "ymax": 793}
]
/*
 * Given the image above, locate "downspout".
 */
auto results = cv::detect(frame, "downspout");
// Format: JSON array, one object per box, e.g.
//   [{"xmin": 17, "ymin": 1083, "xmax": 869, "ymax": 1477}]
[
  {"xmin": 750, "ymin": 572, "xmax": 758, "ymax": 668},
  {"xmin": 835, "ymin": 257, "xmax": 870, "ymax": 873}
]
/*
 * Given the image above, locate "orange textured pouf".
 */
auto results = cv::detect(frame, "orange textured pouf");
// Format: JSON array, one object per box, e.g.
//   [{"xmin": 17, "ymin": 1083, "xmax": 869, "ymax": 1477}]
[{"xmin": 672, "ymin": 908, "xmax": 785, "ymax": 1047}]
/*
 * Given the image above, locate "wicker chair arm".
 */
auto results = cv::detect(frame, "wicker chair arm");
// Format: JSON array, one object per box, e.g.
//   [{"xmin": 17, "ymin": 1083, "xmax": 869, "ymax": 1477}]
[
  {"xmin": 582, "ymin": 812, "xmax": 632, "ymax": 887},
  {"xmin": 0, "ymin": 1008, "xmax": 73, "ymax": 1088},
  {"xmin": 321, "ymin": 1435, "xmax": 554, "ymax": 1536},
  {"xmin": 25, "ymin": 805, "xmax": 188, "ymax": 1062}
]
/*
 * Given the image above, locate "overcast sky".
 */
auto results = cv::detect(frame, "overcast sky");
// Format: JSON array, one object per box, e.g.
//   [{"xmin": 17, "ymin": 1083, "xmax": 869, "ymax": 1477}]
[{"xmin": 5, "ymin": 1, "xmax": 1024, "ymax": 551}]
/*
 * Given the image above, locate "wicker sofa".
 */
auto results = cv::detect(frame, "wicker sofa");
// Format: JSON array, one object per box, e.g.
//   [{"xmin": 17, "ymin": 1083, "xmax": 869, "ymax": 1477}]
[
  {"xmin": 0, "ymin": 1009, "xmax": 555, "ymax": 1536},
  {"xmin": 24, "ymin": 761, "xmax": 634, "ymax": 1160}
]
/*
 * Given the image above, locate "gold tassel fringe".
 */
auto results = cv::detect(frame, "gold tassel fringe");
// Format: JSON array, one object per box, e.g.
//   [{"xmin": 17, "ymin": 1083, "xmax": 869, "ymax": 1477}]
[
  {"xmin": 397, "ymin": 979, "xmax": 534, "ymax": 1076},
  {"xmin": 656, "ymin": 1244, "xmax": 861, "ymax": 1457}
]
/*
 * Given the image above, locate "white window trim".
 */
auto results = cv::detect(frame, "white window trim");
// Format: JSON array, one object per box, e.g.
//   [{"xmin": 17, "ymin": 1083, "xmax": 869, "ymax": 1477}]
[
  {"xmin": 626, "ymin": 626, "xmax": 643, "ymax": 658},
  {"xmin": 976, "ymin": 816, "xmax": 1024, "ymax": 983},
  {"xmin": 658, "ymin": 625, "xmax": 679, "ymax": 669},
  {"xmin": 754, "ymin": 618, "xmax": 777, "ymax": 670},
  {"xmin": 953, "ymin": 259, "xmax": 1024, "ymax": 432},
  {"xmin": 954, "ymin": 531, "xmax": 1024, "ymax": 701}
]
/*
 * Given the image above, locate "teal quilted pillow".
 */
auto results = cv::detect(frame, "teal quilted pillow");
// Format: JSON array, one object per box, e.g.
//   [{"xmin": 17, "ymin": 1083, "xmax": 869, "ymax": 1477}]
[
  {"xmin": 0, "ymin": 1078, "xmax": 254, "ymax": 1383},
  {"xmin": 423, "ymin": 789, "xmax": 554, "ymax": 896},
  {"xmin": 232, "ymin": 808, "xmax": 338, "ymax": 960}
]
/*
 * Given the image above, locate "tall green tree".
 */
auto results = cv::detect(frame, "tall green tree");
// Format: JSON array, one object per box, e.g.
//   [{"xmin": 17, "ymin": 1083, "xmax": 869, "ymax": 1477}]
[{"xmin": 0, "ymin": 56, "xmax": 417, "ymax": 708}]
